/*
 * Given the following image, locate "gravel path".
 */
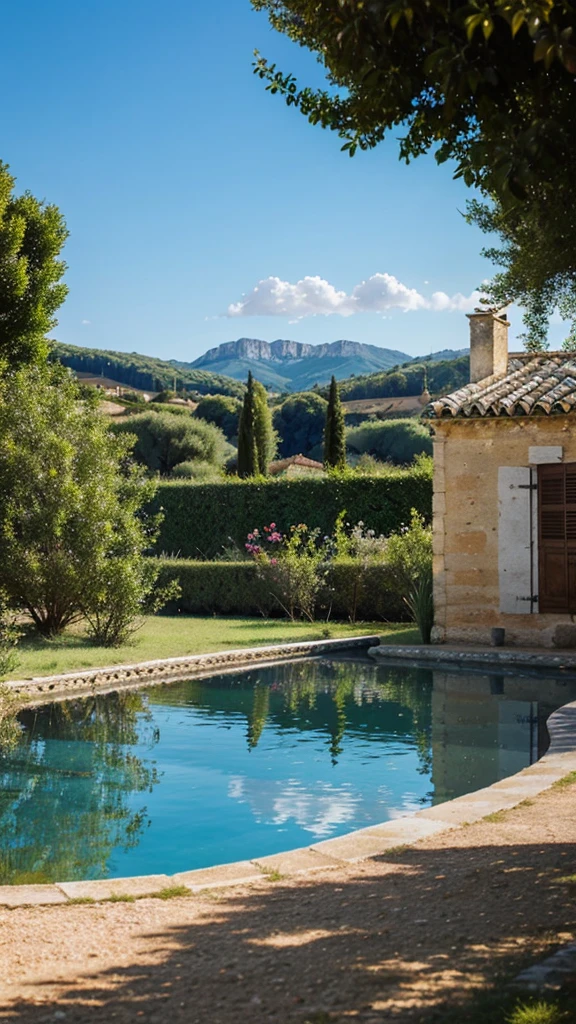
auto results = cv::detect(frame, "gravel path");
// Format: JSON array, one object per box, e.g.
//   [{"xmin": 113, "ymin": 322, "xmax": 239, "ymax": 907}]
[{"xmin": 1, "ymin": 781, "xmax": 576, "ymax": 1023}]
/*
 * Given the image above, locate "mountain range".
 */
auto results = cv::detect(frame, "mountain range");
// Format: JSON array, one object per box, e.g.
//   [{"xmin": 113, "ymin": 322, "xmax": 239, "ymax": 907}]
[{"xmin": 175, "ymin": 338, "xmax": 466, "ymax": 392}]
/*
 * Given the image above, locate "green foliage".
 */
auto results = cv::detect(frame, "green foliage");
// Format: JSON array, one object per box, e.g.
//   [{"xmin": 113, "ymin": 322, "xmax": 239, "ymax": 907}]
[
  {"xmin": 405, "ymin": 565, "xmax": 434, "ymax": 644},
  {"xmin": 273, "ymin": 391, "xmax": 328, "ymax": 457},
  {"xmin": 151, "ymin": 468, "xmax": 432, "ymax": 559},
  {"xmin": 237, "ymin": 373, "xmax": 275, "ymax": 477},
  {"xmin": 333, "ymin": 357, "xmax": 469, "ymax": 402},
  {"xmin": 171, "ymin": 460, "xmax": 224, "ymax": 482},
  {"xmin": 0, "ymin": 692, "xmax": 159, "ymax": 882},
  {"xmin": 237, "ymin": 371, "xmax": 259, "ymax": 478},
  {"xmin": 0, "ymin": 600, "xmax": 19, "ymax": 681},
  {"xmin": 506, "ymin": 1002, "xmax": 568, "ymax": 1024},
  {"xmin": 193, "ymin": 394, "xmax": 242, "ymax": 439},
  {"xmin": 83, "ymin": 557, "xmax": 180, "ymax": 648},
  {"xmin": 111, "ymin": 411, "xmax": 228, "ymax": 476},
  {"xmin": 53, "ymin": 341, "xmax": 244, "ymax": 397},
  {"xmin": 466, "ymin": 197, "xmax": 576, "ymax": 350},
  {"xmin": 151, "ymin": 389, "xmax": 176, "ymax": 403},
  {"xmin": 254, "ymin": 378, "xmax": 277, "ymax": 474},
  {"xmin": 156, "ymin": 559, "xmax": 407, "ymax": 620},
  {"xmin": 252, "ymin": 523, "xmax": 330, "ymax": 621},
  {"xmin": 384, "ymin": 510, "xmax": 433, "ymax": 597},
  {"xmin": 346, "ymin": 418, "xmax": 433, "ymax": 465},
  {"xmin": 251, "ymin": 0, "xmax": 576, "ymax": 213},
  {"xmin": 324, "ymin": 376, "xmax": 346, "ymax": 469},
  {"xmin": 0, "ymin": 162, "xmax": 68, "ymax": 368},
  {"xmin": 0, "ymin": 363, "xmax": 167, "ymax": 640}
]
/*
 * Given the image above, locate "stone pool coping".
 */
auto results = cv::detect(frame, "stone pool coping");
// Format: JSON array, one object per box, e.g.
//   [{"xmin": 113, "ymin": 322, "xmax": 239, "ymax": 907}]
[
  {"xmin": 2, "ymin": 639, "xmax": 576, "ymax": 908},
  {"xmin": 367, "ymin": 642, "xmax": 576, "ymax": 671},
  {"xmin": 3, "ymin": 634, "xmax": 382, "ymax": 708}
]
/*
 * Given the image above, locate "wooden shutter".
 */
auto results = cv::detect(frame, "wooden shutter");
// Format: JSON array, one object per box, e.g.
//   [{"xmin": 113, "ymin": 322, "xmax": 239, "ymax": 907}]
[{"xmin": 538, "ymin": 463, "xmax": 576, "ymax": 613}]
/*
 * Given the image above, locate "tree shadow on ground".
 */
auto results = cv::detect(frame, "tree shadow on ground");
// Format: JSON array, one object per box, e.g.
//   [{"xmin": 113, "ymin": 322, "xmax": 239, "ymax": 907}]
[{"xmin": 3, "ymin": 835, "xmax": 576, "ymax": 1024}]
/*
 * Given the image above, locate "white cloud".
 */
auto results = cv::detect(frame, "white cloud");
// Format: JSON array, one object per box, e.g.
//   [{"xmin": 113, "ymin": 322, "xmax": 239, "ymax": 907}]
[
  {"xmin": 227, "ymin": 273, "xmax": 480, "ymax": 320},
  {"xmin": 81, "ymin": 319, "xmax": 91, "ymax": 325},
  {"xmin": 227, "ymin": 776, "xmax": 360, "ymax": 837}
]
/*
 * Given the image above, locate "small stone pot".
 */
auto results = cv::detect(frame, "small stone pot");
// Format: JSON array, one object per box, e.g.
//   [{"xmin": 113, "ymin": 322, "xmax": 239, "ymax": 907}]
[{"xmin": 491, "ymin": 627, "xmax": 506, "ymax": 647}]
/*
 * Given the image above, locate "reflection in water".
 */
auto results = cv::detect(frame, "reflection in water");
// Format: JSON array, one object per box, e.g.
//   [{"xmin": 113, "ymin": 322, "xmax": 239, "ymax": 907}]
[
  {"xmin": 1, "ymin": 658, "xmax": 574, "ymax": 883},
  {"xmin": 0, "ymin": 693, "xmax": 159, "ymax": 884}
]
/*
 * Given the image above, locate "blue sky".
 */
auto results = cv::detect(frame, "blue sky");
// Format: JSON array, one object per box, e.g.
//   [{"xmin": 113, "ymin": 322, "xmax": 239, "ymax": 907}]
[{"xmin": 1, "ymin": 0, "xmax": 564, "ymax": 360}]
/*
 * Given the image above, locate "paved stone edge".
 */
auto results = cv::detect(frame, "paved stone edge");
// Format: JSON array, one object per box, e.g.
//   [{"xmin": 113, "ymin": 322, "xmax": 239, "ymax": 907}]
[
  {"xmin": 367, "ymin": 643, "xmax": 576, "ymax": 671},
  {"xmin": 1, "ymin": 692, "xmax": 575, "ymax": 908},
  {"xmin": 3, "ymin": 635, "xmax": 381, "ymax": 709}
]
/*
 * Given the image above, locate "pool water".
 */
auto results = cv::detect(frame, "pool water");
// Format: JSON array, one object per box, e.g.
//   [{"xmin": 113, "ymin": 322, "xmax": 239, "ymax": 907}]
[{"xmin": 1, "ymin": 656, "xmax": 575, "ymax": 884}]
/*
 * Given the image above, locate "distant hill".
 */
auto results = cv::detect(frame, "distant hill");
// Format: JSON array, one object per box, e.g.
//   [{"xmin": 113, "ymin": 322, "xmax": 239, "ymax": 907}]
[
  {"xmin": 412, "ymin": 348, "xmax": 468, "ymax": 363},
  {"xmin": 53, "ymin": 343, "xmax": 244, "ymax": 398},
  {"xmin": 185, "ymin": 338, "xmax": 412, "ymax": 391},
  {"xmin": 325, "ymin": 354, "xmax": 471, "ymax": 402}
]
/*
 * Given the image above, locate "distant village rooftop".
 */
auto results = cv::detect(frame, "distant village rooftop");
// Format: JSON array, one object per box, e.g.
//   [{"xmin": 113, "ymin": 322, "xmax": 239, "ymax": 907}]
[{"xmin": 268, "ymin": 454, "xmax": 325, "ymax": 477}]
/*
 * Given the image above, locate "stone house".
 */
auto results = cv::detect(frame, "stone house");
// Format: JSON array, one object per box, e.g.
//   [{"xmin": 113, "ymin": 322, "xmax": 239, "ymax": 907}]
[{"xmin": 426, "ymin": 311, "xmax": 576, "ymax": 647}]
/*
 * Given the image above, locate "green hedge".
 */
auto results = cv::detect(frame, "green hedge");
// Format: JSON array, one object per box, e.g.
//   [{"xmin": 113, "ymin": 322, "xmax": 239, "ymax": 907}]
[
  {"xmin": 152, "ymin": 470, "xmax": 432, "ymax": 559},
  {"xmin": 156, "ymin": 559, "xmax": 408, "ymax": 621}
]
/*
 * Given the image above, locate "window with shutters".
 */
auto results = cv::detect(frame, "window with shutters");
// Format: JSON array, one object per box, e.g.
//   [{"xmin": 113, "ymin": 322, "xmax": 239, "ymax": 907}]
[{"xmin": 538, "ymin": 463, "xmax": 576, "ymax": 613}]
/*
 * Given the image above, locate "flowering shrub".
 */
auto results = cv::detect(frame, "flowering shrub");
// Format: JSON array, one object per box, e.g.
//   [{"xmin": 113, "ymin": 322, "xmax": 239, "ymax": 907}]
[
  {"xmin": 245, "ymin": 523, "xmax": 282, "ymax": 556},
  {"xmin": 244, "ymin": 510, "xmax": 432, "ymax": 630},
  {"xmin": 246, "ymin": 522, "xmax": 329, "ymax": 621},
  {"xmin": 384, "ymin": 509, "xmax": 432, "ymax": 594}
]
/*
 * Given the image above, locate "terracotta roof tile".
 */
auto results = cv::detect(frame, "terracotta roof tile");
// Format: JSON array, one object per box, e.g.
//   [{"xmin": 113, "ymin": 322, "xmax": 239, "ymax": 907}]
[{"xmin": 425, "ymin": 353, "xmax": 576, "ymax": 419}]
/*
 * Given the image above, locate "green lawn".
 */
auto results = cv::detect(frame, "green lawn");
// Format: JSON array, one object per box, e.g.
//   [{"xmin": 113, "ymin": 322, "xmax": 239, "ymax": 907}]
[{"xmin": 8, "ymin": 616, "xmax": 418, "ymax": 680}]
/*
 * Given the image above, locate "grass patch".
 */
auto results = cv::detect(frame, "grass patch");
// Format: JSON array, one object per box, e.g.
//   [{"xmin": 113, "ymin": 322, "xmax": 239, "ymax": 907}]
[
  {"xmin": 150, "ymin": 885, "xmax": 191, "ymax": 900},
  {"xmin": 8, "ymin": 615, "xmax": 417, "ymax": 680},
  {"xmin": 380, "ymin": 844, "xmax": 410, "ymax": 858},
  {"xmin": 483, "ymin": 809, "xmax": 509, "ymax": 824},
  {"xmin": 552, "ymin": 771, "xmax": 576, "ymax": 790},
  {"xmin": 507, "ymin": 1001, "xmax": 568, "ymax": 1024},
  {"xmin": 66, "ymin": 896, "xmax": 96, "ymax": 905},
  {"xmin": 263, "ymin": 869, "xmax": 284, "ymax": 882},
  {"xmin": 431, "ymin": 989, "xmax": 573, "ymax": 1024},
  {"xmin": 106, "ymin": 893, "xmax": 136, "ymax": 903}
]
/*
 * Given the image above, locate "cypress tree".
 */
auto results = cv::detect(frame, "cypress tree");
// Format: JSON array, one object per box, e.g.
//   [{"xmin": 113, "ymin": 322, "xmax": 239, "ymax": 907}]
[
  {"xmin": 237, "ymin": 371, "xmax": 258, "ymax": 478},
  {"xmin": 324, "ymin": 375, "xmax": 346, "ymax": 470},
  {"xmin": 253, "ymin": 379, "xmax": 276, "ymax": 476}
]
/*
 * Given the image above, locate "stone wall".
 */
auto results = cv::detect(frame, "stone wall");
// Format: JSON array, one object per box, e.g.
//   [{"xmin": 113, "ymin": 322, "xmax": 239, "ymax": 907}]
[{"xmin": 432, "ymin": 415, "xmax": 576, "ymax": 646}]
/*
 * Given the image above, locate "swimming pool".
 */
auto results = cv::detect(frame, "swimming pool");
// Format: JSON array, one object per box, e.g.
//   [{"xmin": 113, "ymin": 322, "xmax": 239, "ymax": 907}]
[{"xmin": 1, "ymin": 656, "xmax": 574, "ymax": 883}]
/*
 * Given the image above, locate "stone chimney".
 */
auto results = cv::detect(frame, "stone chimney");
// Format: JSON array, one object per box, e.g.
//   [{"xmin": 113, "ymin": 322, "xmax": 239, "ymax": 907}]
[{"xmin": 467, "ymin": 310, "xmax": 509, "ymax": 383}]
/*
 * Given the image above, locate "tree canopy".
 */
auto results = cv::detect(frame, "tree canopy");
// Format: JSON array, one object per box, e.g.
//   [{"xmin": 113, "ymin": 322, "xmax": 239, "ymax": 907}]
[
  {"xmin": 193, "ymin": 394, "xmax": 243, "ymax": 439},
  {"xmin": 0, "ymin": 162, "xmax": 68, "ymax": 368},
  {"xmin": 273, "ymin": 391, "xmax": 328, "ymax": 457},
  {"xmin": 252, "ymin": 0, "xmax": 576, "ymax": 203},
  {"xmin": 252, "ymin": 0, "xmax": 576, "ymax": 334},
  {"xmin": 346, "ymin": 419, "xmax": 433, "ymax": 465},
  {"xmin": 111, "ymin": 411, "xmax": 228, "ymax": 476},
  {"xmin": 0, "ymin": 364, "xmax": 165, "ymax": 639}
]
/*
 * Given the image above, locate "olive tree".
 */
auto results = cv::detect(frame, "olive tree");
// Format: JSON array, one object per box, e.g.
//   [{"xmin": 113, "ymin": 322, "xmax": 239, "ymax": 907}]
[
  {"xmin": 111, "ymin": 410, "xmax": 228, "ymax": 476},
  {"xmin": 0, "ymin": 363, "xmax": 175, "ymax": 642}
]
